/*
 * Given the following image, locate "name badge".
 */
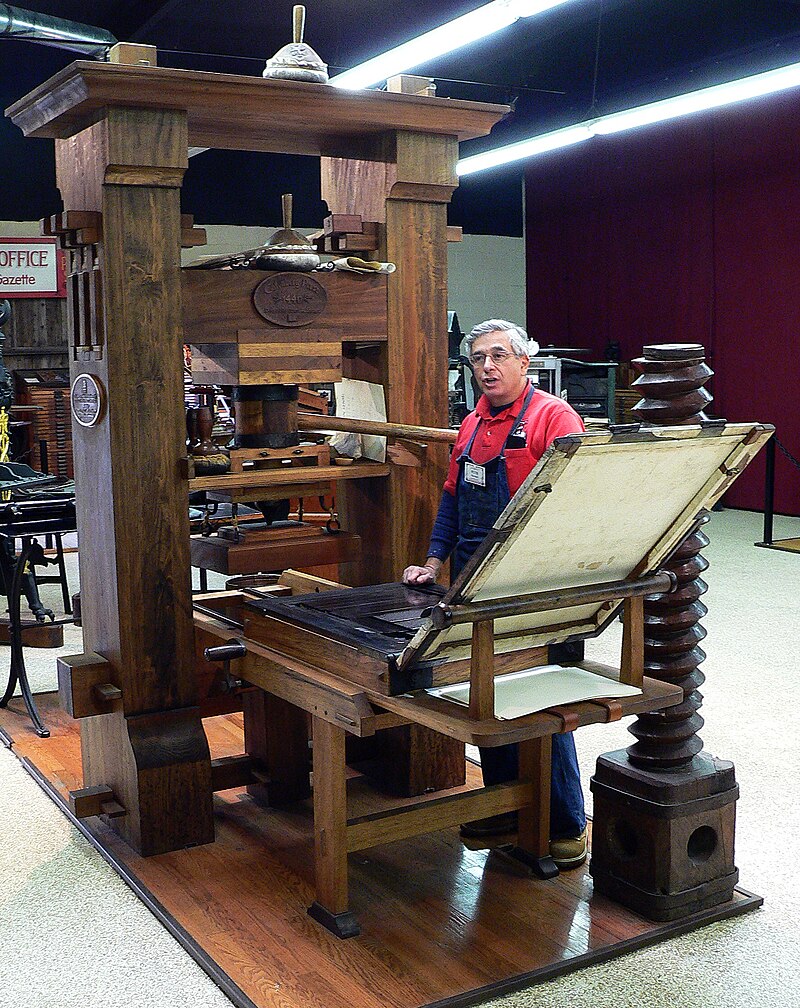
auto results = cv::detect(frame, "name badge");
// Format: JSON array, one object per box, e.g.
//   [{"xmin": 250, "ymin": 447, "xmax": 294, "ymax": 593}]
[{"xmin": 464, "ymin": 461, "xmax": 486, "ymax": 487}]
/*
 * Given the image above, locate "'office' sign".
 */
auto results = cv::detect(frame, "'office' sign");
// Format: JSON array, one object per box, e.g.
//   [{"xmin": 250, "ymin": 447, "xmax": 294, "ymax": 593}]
[{"xmin": 0, "ymin": 237, "xmax": 65, "ymax": 297}]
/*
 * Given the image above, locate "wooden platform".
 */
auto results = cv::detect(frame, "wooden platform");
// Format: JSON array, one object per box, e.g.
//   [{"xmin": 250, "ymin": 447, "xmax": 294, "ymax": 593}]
[
  {"xmin": 755, "ymin": 536, "xmax": 800, "ymax": 555},
  {"xmin": 0, "ymin": 694, "xmax": 761, "ymax": 1008}
]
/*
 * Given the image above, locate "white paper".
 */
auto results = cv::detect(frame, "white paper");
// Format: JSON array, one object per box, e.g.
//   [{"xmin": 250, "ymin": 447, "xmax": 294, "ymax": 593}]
[
  {"xmin": 334, "ymin": 378, "xmax": 387, "ymax": 462},
  {"xmin": 427, "ymin": 664, "xmax": 642, "ymax": 720}
]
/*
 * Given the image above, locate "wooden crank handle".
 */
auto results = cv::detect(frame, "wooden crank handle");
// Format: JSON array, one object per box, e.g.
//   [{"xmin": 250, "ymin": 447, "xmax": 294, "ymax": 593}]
[{"xmin": 204, "ymin": 640, "xmax": 247, "ymax": 663}]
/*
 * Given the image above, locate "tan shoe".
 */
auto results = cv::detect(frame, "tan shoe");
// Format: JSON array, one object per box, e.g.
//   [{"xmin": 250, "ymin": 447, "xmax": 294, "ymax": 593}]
[{"xmin": 550, "ymin": 828, "xmax": 588, "ymax": 869}]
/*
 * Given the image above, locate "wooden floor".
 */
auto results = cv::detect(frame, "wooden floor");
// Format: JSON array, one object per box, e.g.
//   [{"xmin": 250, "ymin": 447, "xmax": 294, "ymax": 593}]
[{"xmin": 0, "ymin": 693, "xmax": 761, "ymax": 1008}]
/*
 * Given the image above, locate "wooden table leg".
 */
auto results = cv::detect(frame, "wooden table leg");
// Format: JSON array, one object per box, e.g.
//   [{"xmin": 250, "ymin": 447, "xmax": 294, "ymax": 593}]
[
  {"xmin": 506, "ymin": 735, "xmax": 559, "ymax": 879},
  {"xmin": 307, "ymin": 716, "xmax": 361, "ymax": 938},
  {"xmin": 243, "ymin": 690, "xmax": 310, "ymax": 806}
]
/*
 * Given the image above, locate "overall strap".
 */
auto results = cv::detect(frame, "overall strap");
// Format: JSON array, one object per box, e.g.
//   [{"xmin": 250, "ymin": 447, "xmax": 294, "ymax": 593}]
[
  {"xmin": 459, "ymin": 380, "xmax": 537, "ymax": 463},
  {"xmin": 500, "ymin": 381, "xmax": 536, "ymax": 452}
]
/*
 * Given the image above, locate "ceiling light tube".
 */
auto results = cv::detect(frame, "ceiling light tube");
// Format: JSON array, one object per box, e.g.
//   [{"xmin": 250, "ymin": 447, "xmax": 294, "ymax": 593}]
[
  {"xmin": 457, "ymin": 123, "xmax": 593, "ymax": 175},
  {"xmin": 593, "ymin": 61, "xmax": 800, "ymax": 134},
  {"xmin": 331, "ymin": 0, "xmax": 574, "ymax": 91},
  {"xmin": 457, "ymin": 58, "xmax": 800, "ymax": 174}
]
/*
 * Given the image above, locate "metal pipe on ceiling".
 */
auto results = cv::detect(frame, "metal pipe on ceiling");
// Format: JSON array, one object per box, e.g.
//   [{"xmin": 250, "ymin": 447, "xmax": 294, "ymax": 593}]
[{"xmin": 0, "ymin": 4, "xmax": 117, "ymax": 58}]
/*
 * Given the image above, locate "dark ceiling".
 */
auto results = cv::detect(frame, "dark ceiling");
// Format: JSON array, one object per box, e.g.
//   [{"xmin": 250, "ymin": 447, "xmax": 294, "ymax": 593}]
[{"xmin": 3, "ymin": 0, "xmax": 800, "ymax": 234}]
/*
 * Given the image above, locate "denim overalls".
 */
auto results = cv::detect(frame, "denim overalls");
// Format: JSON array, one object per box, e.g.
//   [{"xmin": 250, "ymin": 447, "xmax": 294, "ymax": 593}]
[{"xmin": 452, "ymin": 385, "xmax": 586, "ymax": 840}]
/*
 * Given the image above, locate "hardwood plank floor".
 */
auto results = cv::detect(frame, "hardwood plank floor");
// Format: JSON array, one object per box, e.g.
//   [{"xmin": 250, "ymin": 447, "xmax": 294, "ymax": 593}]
[{"xmin": 0, "ymin": 693, "xmax": 761, "ymax": 1008}]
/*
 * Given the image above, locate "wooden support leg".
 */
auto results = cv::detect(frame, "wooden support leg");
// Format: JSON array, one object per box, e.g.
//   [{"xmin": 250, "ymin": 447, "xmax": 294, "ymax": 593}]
[
  {"xmin": 307, "ymin": 716, "xmax": 360, "ymax": 938},
  {"xmin": 469, "ymin": 619, "xmax": 495, "ymax": 721},
  {"xmin": 53, "ymin": 109, "xmax": 214, "ymax": 856},
  {"xmin": 503, "ymin": 736, "xmax": 559, "ymax": 879},
  {"xmin": 620, "ymin": 595, "xmax": 645, "ymax": 687},
  {"xmin": 243, "ymin": 690, "xmax": 310, "ymax": 806}
]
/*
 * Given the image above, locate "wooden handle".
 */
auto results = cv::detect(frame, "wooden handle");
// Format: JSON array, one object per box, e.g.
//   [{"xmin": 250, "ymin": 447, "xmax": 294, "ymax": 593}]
[
  {"xmin": 293, "ymin": 5, "xmax": 305, "ymax": 44},
  {"xmin": 297, "ymin": 412, "xmax": 458, "ymax": 443},
  {"xmin": 282, "ymin": 193, "xmax": 292, "ymax": 230}
]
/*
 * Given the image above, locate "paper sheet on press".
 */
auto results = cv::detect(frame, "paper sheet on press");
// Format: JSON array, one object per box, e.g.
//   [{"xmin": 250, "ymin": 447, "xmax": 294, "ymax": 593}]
[
  {"xmin": 427, "ymin": 665, "xmax": 642, "ymax": 719},
  {"xmin": 334, "ymin": 378, "xmax": 387, "ymax": 462}
]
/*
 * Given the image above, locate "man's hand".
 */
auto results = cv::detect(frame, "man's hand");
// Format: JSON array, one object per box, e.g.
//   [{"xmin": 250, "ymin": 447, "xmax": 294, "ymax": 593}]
[{"xmin": 402, "ymin": 559, "xmax": 442, "ymax": 585}]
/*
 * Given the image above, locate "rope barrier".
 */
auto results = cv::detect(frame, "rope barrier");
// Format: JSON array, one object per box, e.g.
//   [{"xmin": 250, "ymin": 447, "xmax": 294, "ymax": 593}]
[{"xmin": 774, "ymin": 436, "xmax": 800, "ymax": 471}]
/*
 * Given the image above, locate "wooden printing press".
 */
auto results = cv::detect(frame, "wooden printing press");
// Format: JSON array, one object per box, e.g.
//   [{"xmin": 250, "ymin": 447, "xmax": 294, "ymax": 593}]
[
  {"xmin": 5, "ymin": 55, "xmax": 772, "ymax": 976},
  {"xmin": 193, "ymin": 421, "xmax": 771, "ymax": 936},
  {"xmin": 9, "ymin": 56, "xmax": 508, "ymax": 859}
]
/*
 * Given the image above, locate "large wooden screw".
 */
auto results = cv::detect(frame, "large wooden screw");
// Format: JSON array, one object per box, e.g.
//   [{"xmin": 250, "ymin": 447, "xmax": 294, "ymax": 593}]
[{"xmin": 628, "ymin": 343, "xmax": 714, "ymax": 770}]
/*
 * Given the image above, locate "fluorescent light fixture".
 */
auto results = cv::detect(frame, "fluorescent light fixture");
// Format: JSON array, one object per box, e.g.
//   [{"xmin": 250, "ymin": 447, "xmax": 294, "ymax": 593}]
[
  {"xmin": 331, "ymin": 0, "xmax": 574, "ymax": 91},
  {"xmin": 458, "ymin": 124, "xmax": 592, "ymax": 174},
  {"xmin": 457, "ymin": 58, "xmax": 800, "ymax": 175},
  {"xmin": 593, "ymin": 61, "xmax": 800, "ymax": 135}
]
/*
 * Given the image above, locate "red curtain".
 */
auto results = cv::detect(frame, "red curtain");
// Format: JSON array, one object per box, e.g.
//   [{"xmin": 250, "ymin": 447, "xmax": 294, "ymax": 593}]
[{"xmin": 525, "ymin": 92, "xmax": 800, "ymax": 515}]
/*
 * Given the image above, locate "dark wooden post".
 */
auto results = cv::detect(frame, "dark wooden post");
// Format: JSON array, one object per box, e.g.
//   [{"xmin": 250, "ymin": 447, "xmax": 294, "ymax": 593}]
[
  {"xmin": 54, "ymin": 110, "xmax": 214, "ymax": 856},
  {"xmin": 320, "ymin": 137, "xmax": 466, "ymax": 796},
  {"xmin": 591, "ymin": 344, "xmax": 739, "ymax": 920},
  {"xmin": 321, "ymin": 135, "xmax": 456, "ymax": 586}
]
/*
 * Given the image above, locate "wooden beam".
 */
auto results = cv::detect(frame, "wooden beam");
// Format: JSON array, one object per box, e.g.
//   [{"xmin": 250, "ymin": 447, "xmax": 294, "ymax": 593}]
[
  {"xmin": 620, "ymin": 595, "xmax": 645, "ymax": 687},
  {"xmin": 469, "ymin": 620, "xmax": 495, "ymax": 721},
  {"xmin": 55, "ymin": 106, "xmax": 214, "ymax": 856},
  {"xmin": 517, "ymin": 736, "xmax": 551, "ymax": 859},
  {"xmin": 8, "ymin": 63, "xmax": 508, "ymax": 153},
  {"xmin": 346, "ymin": 781, "xmax": 531, "ymax": 852},
  {"xmin": 311, "ymin": 717, "xmax": 349, "ymax": 915}
]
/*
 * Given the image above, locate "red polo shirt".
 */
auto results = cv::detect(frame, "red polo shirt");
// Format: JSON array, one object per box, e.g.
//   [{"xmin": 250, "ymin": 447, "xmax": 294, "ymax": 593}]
[{"xmin": 443, "ymin": 381, "xmax": 584, "ymax": 497}]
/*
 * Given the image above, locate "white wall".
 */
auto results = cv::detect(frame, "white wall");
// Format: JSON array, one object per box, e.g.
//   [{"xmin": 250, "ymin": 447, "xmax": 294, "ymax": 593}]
[
  {"xmin": 0, "ymin": 221, "xmax": 40, "ymax": 237},
  {"xmin": 446, "ymin": 233, "xmax": 526, "ymax": 337}
]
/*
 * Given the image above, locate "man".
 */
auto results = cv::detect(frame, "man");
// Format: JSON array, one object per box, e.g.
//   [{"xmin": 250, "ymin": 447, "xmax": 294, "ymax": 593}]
[{"xmin": 403, "ymin": 319, "xmax": 587, "ymax": 869}]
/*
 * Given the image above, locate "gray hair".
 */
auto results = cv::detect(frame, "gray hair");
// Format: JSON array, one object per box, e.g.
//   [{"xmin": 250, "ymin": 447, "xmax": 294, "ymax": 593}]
[{"xmin": 465, "ymin": 319, "xmax": 539, "ymax": 358}]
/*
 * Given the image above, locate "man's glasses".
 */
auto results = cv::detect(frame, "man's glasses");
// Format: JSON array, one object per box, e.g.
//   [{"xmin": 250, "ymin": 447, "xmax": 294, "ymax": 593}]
[{"xmin": 469, "ymin": 349, "xmax": 517, "ymax": 367}]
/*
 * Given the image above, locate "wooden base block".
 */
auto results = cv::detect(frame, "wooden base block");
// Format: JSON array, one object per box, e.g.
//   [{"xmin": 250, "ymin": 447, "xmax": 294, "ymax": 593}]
[
  {"xmin": 307, "ymin": 900, "xmax": 361, "ymax": 939},
  {"xmin": 590, "ymin": 749, "xmax": 740, "ymax": 921},
  {"xmin": 0, "ymin": 619, "xmax": 64, "ymax": 648},
  {"xmin": 0, "ymin": 696, "xmax": 762, "ymax": 1008},
  {"xmin": 754, "ymin": 537, "xmax": 800, "ymax": 555},
  {"xmin": 492, "ymin": 844, "xmax": 559, "ymax": 879}
]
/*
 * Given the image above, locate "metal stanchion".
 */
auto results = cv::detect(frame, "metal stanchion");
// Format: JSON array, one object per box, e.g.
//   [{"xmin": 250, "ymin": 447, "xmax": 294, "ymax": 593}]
[
  {"xmin": 755, "ymin": 434, "xmax": 800, "ymax": 553},
  {"xmin": 755, "ymin": 436, "xmax": 776, "ymax": 547}
]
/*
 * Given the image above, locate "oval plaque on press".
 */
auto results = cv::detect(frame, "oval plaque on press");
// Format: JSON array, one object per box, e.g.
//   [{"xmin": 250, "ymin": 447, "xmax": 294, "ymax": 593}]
[
  {"xmin": 253, "ymin": 272, "xmax": 327, "ymax": 327},
  {"xmin": 70, "ymin": 373, "xmax": 105, "ymax": 427}
]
